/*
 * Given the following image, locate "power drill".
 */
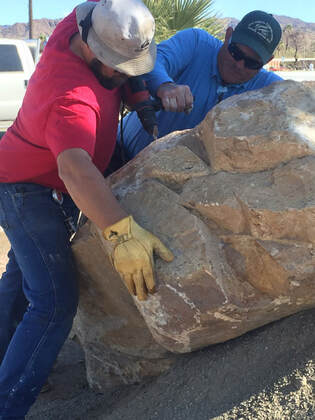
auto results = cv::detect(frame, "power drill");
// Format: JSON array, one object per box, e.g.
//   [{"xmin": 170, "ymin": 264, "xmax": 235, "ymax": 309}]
[
  {"xmin": 123, "ymin": 76, "xmax": 162, "ymax": 140},
  {"xmin": 105, "ymin": 76, "xmax": 192, "ymax": 174}
]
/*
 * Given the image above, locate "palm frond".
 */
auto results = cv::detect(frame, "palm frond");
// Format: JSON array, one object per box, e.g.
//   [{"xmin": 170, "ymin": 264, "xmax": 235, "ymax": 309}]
[{"xmin": 143, "ymin": 0, "xmax": 223, "ymax": 42}]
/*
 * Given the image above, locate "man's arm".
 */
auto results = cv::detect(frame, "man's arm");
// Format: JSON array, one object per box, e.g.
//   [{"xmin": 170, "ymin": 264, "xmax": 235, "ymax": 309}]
[
  {"xmin": 57, "ymin": 147, "xmax": 126, "ymax": 230},
  {"xmin": 57, "ymin": 147, "xmax": 174, "ymax": 300},
  {"xmin": 144, "ymin": 28, "xmax": 203, "ymax": 112}
]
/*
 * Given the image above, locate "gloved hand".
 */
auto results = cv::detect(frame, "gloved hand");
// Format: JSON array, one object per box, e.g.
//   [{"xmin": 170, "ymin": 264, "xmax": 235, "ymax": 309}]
[{"xmin": 103, "ymin": 216, "xmax": 174, "ymax": 301}]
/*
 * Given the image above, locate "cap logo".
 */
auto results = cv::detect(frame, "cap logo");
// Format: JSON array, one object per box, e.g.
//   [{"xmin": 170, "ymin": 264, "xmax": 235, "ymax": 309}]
[
  {"xmin": 135, "ymin": 40, "xmax": 150, "ymax": 52},
  {"xmin": 248, "ymin": 20, "xmax": 273, "ymax": 43}
]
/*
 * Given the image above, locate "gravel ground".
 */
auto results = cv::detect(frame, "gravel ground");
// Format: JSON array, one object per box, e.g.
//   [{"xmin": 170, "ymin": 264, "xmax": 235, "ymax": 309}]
[
  {"xmin": 26, "ymin": 310, "xmax": 315, "ymax": 420},
  {"xmin": 274, "ymin": 70, "xmax": 315, "ymax": 82},
  {"xmin": 0, "ymin": 230, "xmax": 314, "ymax": 420}
]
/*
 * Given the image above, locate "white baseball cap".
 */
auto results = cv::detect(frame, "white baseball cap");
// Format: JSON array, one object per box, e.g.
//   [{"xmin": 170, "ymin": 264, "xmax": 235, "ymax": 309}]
[{"xmin": 76, "ymin": 0, "xmax": 156, "ymax": 76}]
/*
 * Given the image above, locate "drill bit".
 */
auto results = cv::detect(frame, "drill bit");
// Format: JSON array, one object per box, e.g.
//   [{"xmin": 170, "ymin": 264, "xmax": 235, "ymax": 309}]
[
  {"xmin": 152, "ymin": 125, "xmax": 158, "ymax": 140},
  {"xmin": 184, "ymin": 103, "xmax": 193, "ymax": 114}
]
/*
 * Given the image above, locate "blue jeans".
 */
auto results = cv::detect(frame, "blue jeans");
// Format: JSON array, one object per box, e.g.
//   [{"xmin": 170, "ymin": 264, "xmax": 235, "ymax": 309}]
[{"xmin": 0, "ymin": 183, "xmax": 79, "ymax": 419}]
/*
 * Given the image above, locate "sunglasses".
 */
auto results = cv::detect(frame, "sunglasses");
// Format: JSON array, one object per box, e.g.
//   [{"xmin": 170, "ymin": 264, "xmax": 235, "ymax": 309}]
[{"xmin": 228, "ymin": 43, "xmax": 263, "ymax": 70}]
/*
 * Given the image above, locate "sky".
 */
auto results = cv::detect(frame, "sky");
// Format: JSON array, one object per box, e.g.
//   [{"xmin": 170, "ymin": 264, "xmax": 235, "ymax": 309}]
[
  {"xmin": 214, "ymin": 0, "xmax": 315, "ymax": 23},
  {"xmin": 0, "ymin": 0, "xmax": 314, "ymax": 26}
]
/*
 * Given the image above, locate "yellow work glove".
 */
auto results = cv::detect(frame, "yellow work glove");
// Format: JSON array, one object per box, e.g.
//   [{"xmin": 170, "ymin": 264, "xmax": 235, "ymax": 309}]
[{"xmin": 103, "ymin": 215, "xmax": 174, "ymax": 301}]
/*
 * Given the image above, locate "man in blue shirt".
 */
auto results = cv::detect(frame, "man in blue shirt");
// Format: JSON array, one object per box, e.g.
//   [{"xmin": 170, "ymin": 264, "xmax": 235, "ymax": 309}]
[{"xmin": 119, "ymin": 10, "xmax": 283, "ymax": 160}]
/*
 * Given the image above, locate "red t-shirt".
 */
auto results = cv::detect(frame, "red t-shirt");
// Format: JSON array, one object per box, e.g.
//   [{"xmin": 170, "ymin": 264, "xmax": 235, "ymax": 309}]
[{"xmin": 0, "ymin": 3, "xmax": 121, "ymax": 192}]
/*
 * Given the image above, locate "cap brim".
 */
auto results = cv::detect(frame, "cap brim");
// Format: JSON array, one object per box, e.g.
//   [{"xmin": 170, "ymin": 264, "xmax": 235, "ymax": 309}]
[
  {"xmin": 76, "ymin": 2, "xmax": 156, "ymax": 76},
  {"xmin": 231, "ymin": 30, "xmax": 270, "ymax": 64}
]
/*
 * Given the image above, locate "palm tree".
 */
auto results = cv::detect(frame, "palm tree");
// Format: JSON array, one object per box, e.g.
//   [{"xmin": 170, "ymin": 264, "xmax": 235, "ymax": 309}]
[
  {"xmin": 29, "ymin": 0, "xmax": 33, "ymax": 39},
  {"xmin": 283, "ymin": 24, "xmax": 293, "ymax": 53},
  {"xmin": 143, "ymin": 0, "xmax": 222, "ymax": 42}
]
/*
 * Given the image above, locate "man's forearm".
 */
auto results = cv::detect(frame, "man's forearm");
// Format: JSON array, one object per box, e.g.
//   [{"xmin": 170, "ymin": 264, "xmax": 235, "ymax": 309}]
[
  {"xmin": 57, "ymin": 148, "xmax": 174, "ymax": 302},
  {"xmin": 57, "ymin": 148, "xmax": 127, "ymax": 230}
]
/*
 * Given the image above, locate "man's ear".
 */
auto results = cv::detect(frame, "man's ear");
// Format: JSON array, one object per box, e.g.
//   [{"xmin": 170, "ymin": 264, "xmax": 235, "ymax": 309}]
[
  {"xmin": 81, "ymin": 40, "xmax": 96, "ymax": 63},
  {"xmin": 224, "ymin": 27, "xmax": 233, "ymax": 45},
  {"xmin": 265, "ymin": 55, "xmax": 274, "ymax": 64}
]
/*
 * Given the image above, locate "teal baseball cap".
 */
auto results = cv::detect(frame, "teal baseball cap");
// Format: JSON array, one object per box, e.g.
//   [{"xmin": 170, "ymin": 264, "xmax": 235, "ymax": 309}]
[{"xmin": 231, "ymin": 10, "xmax": 282, "ymax": 64}]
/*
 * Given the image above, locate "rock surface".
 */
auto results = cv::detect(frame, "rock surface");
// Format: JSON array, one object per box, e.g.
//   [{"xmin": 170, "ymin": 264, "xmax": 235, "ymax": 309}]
[{"xmin": 72, "ymin": 80, "xmax": 315, "ymax": 388}]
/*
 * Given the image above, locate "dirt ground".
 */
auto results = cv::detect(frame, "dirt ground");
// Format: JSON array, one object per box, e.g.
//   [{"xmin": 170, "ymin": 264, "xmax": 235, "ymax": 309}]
[{"xmin": 0, "ymin": 229, "xmax": 314, "ymax": 419}]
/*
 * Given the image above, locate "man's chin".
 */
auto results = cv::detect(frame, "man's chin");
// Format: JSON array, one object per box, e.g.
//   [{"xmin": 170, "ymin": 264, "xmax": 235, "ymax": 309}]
[
  {"xmin": 96, "ymin": 77, "xmax": 123, "ymax": 90},
  {"xmin": 89, "ymin": 59, "xmax": 127, "ymax": 89},
  {"xmin": 222, "ymin": 69, "xmax": 254, "ymax": 85}
]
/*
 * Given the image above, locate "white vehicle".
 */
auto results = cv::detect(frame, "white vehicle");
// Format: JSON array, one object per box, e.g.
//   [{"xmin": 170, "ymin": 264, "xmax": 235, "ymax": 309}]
[
  {"xmin": 25, "ymin": 38, "xmax": 41, "ymax": 64},
  {"xmin": 0, "ymin": 38, "xmax": 37, "ymax": 129}
]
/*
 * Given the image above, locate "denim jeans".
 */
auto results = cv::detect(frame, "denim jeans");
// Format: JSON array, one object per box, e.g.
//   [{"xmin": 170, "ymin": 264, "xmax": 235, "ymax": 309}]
[{"xmin": 0, "ymin": 183, "xmax": 79, "ymax": 419}]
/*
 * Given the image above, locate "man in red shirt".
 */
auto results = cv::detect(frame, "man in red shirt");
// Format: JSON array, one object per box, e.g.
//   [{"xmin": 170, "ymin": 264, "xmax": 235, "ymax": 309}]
[{"xmin": 0, "ymin": 0, "xmax": 173, "ymax": 417}]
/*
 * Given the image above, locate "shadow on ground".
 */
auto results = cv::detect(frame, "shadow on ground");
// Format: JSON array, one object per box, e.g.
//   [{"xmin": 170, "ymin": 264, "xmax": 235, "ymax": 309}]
[{"xmin": 27, "ymin": 307, "xmax": 315, "ymax": 420}]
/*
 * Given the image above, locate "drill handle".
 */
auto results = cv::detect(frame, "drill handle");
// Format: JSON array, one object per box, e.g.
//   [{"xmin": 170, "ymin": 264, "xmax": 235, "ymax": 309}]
[{"xmin": 150, "ymin": 97, "xmax": 163, "ymax": 111}]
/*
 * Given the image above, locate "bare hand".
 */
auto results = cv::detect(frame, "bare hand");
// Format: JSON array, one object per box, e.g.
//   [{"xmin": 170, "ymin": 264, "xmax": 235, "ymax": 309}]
[{"xmin": 157, "ymin": 82, "xmax": 193, "ymax": 113}]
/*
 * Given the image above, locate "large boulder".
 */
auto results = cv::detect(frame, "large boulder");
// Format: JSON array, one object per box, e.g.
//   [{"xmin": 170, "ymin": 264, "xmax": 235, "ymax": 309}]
[{"xmin": 72, "ymin": 80, "xmax": 315, "ymax": 388}]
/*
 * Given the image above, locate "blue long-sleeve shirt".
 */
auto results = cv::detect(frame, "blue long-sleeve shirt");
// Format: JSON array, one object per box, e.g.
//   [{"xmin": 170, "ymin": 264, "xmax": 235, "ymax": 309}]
[{"xmin": 120, "ymin": 28, "xmax": 282, "ymax": 159}]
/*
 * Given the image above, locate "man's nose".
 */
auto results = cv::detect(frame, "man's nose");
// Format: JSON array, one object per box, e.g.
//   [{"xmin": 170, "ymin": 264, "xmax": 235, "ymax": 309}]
[{"xmin": 235, "ymin": 59, "xmax": 246, "ymax": 70}]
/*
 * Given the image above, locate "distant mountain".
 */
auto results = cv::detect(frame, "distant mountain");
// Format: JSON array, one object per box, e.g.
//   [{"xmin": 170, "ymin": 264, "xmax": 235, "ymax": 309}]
[
  {"xmin": 219, "ymin": 15, "xmax": 315, "ymax": 32},
  {"xmin": 0, "ymin": 18, "xmax": 60, "ymax": 40},
  {"xmin": 219, "ymin": 15, "xmax": 315, "ymax": 58},
  {"xmin": 274, "ymin": 15, "xmax": 315, "ymax": 32},
  {"xmin": 0, "ymin": 14, "xmax": 314, "ymax": 41}
]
